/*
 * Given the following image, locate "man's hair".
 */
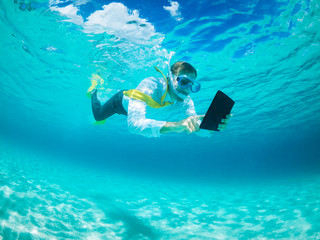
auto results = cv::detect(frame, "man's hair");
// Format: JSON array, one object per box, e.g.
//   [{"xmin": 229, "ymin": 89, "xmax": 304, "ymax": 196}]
[{"xmin": 171, "ymin": 61, "xmax": 197, "ymax": 78}]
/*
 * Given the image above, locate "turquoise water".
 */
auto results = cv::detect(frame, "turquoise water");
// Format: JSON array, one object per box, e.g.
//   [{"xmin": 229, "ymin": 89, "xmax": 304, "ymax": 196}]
[
  {"xmin": 1, "ymin": 142, "xmax": 320, "ymax": 239},
  {"xmin": 1, "ymin": 0, "xmax": 320, "ymax": 239}
]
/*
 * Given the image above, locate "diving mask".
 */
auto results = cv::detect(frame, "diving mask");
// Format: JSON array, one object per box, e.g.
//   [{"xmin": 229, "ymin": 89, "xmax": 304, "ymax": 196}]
[{"xmin": 176, "ymin": 75, "xmax": 201, "ymax": 93}]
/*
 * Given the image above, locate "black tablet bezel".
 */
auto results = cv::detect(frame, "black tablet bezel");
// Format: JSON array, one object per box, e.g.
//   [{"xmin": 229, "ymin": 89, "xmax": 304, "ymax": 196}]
[{"xmin": 200, "ymin": 90, "xmax": 235, "ymax": 131}]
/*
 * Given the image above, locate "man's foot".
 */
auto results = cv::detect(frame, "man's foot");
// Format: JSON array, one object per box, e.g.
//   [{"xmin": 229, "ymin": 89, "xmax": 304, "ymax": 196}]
[
  {"xmin": 87, "ymin": 74, "xmax": 104, "ymax": 99},
  {"xmin": 93, "ymin": 119, "xmax": 106, "ymax": 125}
]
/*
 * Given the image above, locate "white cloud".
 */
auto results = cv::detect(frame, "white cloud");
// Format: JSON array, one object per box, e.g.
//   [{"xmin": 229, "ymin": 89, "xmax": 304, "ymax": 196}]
[
  {"xmin": 51, "ymin": 4, "xmax": 84, "ymax": 25},
  {"xmin": 50, "ymin": 2, "xmax": 159, "ymax": 43},
  {"xmin": 163, "ymin": 1, "xmax": 183, "ymax": 21},
  {"xmin": 83, "ymin": 3, "xmax": 156, "ymax": 41}
]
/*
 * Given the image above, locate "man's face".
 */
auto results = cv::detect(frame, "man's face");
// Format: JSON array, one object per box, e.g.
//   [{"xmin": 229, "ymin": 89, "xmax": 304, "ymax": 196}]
[{"xmin": 173, "ymin": 71, "xmax": 197, "ymax": 97}]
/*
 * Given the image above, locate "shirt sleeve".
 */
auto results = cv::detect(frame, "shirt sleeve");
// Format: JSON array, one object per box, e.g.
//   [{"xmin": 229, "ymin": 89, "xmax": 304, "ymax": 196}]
[
  {"xmin": 183, "ymin": 97, "xmax": 212, "ymax": 138},
  {"xmin": 183, "ymin": 97, "xmax": 197, "ymax": 116},
  {"xmin": 126, "ymin": 78, "xmax": 166, "ymax": 138}
]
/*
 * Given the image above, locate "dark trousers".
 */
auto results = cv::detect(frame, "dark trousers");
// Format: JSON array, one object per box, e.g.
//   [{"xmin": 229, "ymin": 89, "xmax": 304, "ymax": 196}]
[{"xmin": 91, "ymin": 89, "xmax": 127, "ymax": 121}]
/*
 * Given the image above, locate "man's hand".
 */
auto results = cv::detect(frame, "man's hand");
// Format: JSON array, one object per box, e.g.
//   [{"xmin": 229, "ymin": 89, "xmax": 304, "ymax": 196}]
[
  {"xmin": 178, "ymin": 115, "xmax": 205, "ymax": 133},
  {"xmin": 160, "ymin": 115, "xmax": 204, "ymax": 134},
  {"xmin": 160, "ymin": 114, "xmax": 232, "ymax": 134},
  {"xmin": 217, "ymin": 114, "xmax": 232, "ymax": 131}
]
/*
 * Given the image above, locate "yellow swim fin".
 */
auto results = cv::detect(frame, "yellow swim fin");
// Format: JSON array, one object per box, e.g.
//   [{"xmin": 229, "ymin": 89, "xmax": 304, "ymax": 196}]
[
  {"xmin": 87, "ymin": 74, "xmax": 105, "ymax": 98},
  {"xmin": 93, "ymin": 119, "xmax": 106, "ymax": 125}
]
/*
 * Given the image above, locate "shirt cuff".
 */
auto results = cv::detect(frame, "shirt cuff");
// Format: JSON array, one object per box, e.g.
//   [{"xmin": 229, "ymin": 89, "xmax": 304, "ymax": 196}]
[{"xmin": 152, "ymin": 121, "xmax": 166, "ymax": 137}]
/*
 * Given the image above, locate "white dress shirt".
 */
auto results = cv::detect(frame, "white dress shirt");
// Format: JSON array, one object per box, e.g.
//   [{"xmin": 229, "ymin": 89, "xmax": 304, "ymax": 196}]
[{"xmin": 122, "ymin": 77, "xmax": 197, "ymax": 138}]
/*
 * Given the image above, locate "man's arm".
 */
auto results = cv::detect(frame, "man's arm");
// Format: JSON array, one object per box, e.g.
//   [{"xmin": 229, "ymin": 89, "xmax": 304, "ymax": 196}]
[
  {"xmin": 165, "ymin": 97, "xmax": 232, "ymax": 135},
  {"xmin": 160, "ymin": 115, "xmax": 204, "ymax": 134},
  {"xmin": 160, "ymin": 97, "xmax": 205, "ymax": 135},
  {"xmin": 127, "ymin": 100, "xmax": 167, "ymax": 138},
  {"xmin": 125, "ymin": 77, "xmax": 168, "ymax": 138}
]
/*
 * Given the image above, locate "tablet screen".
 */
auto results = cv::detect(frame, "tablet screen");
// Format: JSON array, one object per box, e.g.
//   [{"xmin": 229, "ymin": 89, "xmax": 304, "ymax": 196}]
[{"xmin": 200, "ymin": 90, "xmax": 235, "ymax": 131}]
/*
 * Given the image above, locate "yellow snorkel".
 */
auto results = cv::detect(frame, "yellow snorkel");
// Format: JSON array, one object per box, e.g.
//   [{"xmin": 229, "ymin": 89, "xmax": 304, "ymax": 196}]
[{"xmin": 123, "ymin": 67, "xmax": 173, "ymax": 108}]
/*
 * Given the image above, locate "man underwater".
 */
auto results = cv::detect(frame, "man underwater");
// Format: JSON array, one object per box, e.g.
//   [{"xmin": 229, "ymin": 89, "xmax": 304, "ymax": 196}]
[{"xmin": 88, "ymin": 61, "xmax": 230, "ymax": 137}]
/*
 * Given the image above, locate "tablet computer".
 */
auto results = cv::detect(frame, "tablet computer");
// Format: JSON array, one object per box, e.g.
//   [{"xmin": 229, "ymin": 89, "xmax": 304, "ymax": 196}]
[{"xmin": 200, "ymin": 90, "xmax": 235, "ymax": 131}]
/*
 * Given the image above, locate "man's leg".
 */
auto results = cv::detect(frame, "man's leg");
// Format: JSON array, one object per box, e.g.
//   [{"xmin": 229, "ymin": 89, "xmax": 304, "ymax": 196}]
[{"xmin": 91, "ymin": 89, "xmax": 127, "ymax": 121}]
